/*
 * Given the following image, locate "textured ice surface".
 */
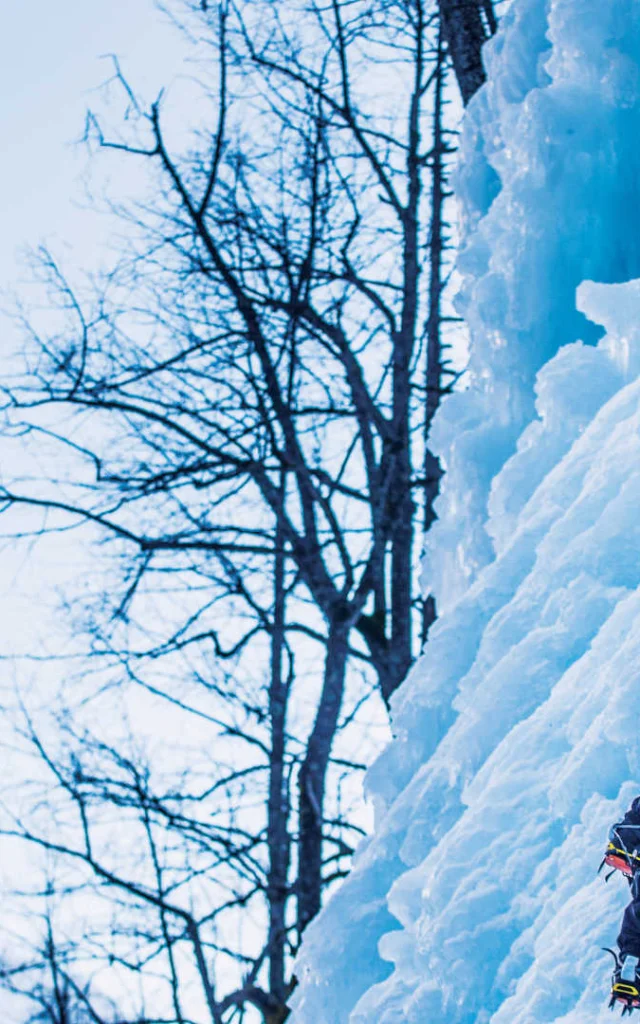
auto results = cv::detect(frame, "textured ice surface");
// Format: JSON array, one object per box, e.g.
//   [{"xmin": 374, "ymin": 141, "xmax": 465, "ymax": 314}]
[
  {"xmin": 290, "ymin": 0, "xmax": 640, "ymax": 1021},
  {"xmin": 426, "ymin": 0, "xmax": 640, "ymax": 615}
]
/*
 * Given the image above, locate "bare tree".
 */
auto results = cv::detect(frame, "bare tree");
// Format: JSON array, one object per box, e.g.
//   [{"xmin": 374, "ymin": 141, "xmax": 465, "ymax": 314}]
[
  {"xmin": 0, "ymin": 0, "xmax": 494, "ymax": 1019},
  {"xmin": 0, "ymin": 892, "xmax": 118, "ymax": 1023},
  {"xmin": 1, "ymin": 702, "xmax": 362, "ymax": 1022}
]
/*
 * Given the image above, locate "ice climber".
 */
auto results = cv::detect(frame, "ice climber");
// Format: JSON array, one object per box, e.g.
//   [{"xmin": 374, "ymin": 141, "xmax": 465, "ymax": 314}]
[{"xmin": 603, "ymin": 797, "xmax": 640, "ymax": 1014}]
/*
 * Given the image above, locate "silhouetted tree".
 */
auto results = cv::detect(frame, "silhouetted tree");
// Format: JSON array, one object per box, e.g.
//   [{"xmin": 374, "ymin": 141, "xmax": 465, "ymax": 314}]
[{"xmin": 0, "ymin": 0, "xmax": 496, "ymax": 1019}]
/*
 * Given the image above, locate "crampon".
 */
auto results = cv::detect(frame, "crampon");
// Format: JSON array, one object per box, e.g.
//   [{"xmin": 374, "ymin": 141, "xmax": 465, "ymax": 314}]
[
  {"xmin": 606, "ymin": 949, "xmax": 640, "ymax": 1015},
  {"xmin": 609, "ymin": 986, "xmax": 640, "ymax": 1016}
]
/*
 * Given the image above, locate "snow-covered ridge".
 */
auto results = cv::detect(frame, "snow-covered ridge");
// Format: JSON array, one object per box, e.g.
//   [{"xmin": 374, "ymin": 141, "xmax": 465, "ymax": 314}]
[{"xmin": 290, "ymin": 0, "xmax": 640, "ymax": 1020}]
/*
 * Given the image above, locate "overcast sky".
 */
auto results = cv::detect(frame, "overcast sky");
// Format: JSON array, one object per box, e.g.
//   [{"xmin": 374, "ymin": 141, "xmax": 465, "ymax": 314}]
[
  {"xmin": 0, "ymin": 3, "xmax": 188, "ymax": 660},
  {"xmin": 0, "ymin": 1, "xmax": 183, "ymax": 291}
]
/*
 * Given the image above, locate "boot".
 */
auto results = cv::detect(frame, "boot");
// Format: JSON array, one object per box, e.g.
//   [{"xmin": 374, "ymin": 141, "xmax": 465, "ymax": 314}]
[{"xmin": 610, "ymin": 953, "xmax": 640, "ymax": 1014}]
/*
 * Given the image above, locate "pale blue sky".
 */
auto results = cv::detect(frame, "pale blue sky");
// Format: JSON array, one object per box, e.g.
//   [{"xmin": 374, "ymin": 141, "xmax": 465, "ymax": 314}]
[
  {"xmin": 0, "ymin": 2, "xmax": 188, "ymax": 658},
  {"xmin": 0, "ymin": 0, "xmax": 183, "ymax": 288}
]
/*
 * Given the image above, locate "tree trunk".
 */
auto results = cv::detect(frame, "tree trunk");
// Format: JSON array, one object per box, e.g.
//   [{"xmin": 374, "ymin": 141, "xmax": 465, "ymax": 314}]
[
  {"xmin": 267, "ymin": 482, "xmax": 291, "ymax": 1002},
  {"xmin": 422, "ymin": 36, "xmax": 447, "ymax": 647},
  {"xmin": 438, "ymin": 0, "xmax": 496, "ymax": 104},
  {"xmin": 296, "ymin": 619, "xmax": 350, "ymax": 936}
]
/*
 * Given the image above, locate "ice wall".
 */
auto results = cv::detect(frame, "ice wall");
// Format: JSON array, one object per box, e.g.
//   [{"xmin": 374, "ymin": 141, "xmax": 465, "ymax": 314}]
[
  {"xmin": 290, "ymin": 1, "xmax": 640, "ymax": 1021},
  {"xmin": 430, "ymin": 0, "xmax": 640, "ymax": 616}
]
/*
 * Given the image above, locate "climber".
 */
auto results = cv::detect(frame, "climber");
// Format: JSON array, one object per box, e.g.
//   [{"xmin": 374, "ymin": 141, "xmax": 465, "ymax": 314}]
[{"xmin": 603, "ymin": 797, "xmax": 640, "ymax": 1015}]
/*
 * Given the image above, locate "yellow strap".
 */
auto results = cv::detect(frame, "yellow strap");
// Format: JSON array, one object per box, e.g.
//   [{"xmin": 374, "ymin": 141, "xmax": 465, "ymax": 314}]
[
  {"xmin": 607, "ymin": 843, "xmax": 640, "ymax": 863},
  {"xmin": 613, "ymin": 983, "xmax": 640, "ymax": 997}
]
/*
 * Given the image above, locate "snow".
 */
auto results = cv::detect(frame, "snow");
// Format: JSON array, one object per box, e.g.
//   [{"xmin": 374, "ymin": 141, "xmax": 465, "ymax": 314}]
[{"xmin": 290, "ymin": 1, "xmax": 640, "ymax": 1021}]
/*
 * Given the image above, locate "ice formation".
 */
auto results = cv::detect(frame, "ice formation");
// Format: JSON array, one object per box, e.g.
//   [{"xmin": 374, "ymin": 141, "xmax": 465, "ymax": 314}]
[{"xmin": 290, "ymin": 0, "xmax": 640, "ymax": 1021}]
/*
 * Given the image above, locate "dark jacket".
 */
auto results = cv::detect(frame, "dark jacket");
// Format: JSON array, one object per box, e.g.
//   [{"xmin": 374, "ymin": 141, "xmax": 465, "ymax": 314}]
[{"xmin": 612, "ymin": 798, "xmax": 640, "ymax": 858}]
